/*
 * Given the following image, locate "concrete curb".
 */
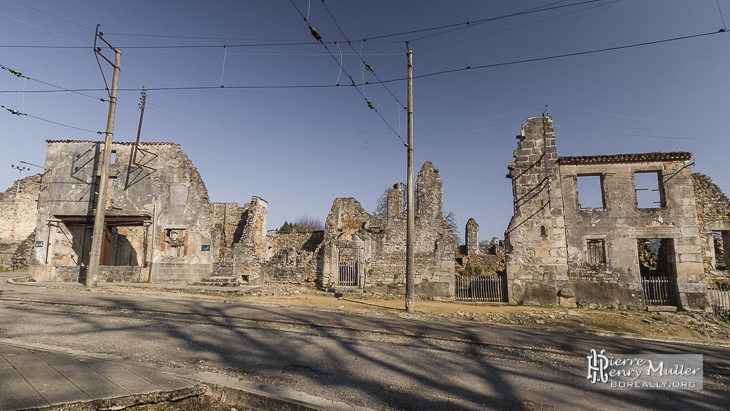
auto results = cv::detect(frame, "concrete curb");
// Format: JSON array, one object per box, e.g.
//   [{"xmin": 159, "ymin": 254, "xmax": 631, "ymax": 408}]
[{"xmin": 0, "ymin": 339, "xmax": 373, "ymax": 411}]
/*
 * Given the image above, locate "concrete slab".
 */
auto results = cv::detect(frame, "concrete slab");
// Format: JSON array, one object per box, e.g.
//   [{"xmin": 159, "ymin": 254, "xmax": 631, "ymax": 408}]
[{"xmin": 0, "ymin": 367, "xmax": 49, "ymax": 410}]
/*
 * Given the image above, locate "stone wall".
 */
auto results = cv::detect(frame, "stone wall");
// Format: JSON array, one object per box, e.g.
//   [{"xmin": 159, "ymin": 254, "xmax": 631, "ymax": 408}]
[
  {"xmin": 29, "ymin": 141, "xmax": 215, "ymax": 283},
  {"xmin": 0, "ymin": 174, "xmax": 42, "ymax": 270},
  {"xmin": 321, "ymin": 161, "xmax": 457, "ymax": 298},
  {"xmin": 505, "ymin": 117, "xmax": 569, "ymax": 305},
  {"xmin": 505, "ymin": 117, "xmax": 708, "ymax": 309},
  {"xmin": 693, "ymin": 173, "xmax": 730, "ymax": 283}
]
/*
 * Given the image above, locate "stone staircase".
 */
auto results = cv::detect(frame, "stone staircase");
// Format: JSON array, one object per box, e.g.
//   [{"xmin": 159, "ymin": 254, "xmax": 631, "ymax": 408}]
[{"xmin": 194, "ymin": 276, "xmax": 239, "ymax": 287}]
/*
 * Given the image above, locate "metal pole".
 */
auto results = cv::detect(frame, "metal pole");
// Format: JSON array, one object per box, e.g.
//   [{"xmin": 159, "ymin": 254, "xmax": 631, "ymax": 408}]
[
  {"xmin": 11, "ymin": 165, "xmax": 29, "ymax": 193},
  {"xmin": 87, "ymin": 48, "xmax": 120, "ymax": 287},
  {"xmin": 405, "ymin": 43, "xmax": 415, "ymax": 313}
]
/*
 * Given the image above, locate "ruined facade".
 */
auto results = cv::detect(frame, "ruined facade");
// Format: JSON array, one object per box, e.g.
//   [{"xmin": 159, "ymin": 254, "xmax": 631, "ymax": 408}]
[
  {"xmin": 505, "ymin": 117, "xmax": 708, "ymax": 309},
  {"xmin": 29, "ymin": 140, "xmax": 216, "ymax": 283},
  {"xmin": 693, "ymin": 173, "xmax": 730, "ymax": 283},
  {"xmin": 321, "ymin": 161, "xmax": 457, "ymax": 298},
  {"xmin": 0, "ymin": 174, "xmax": 41, "ymax": 270}
]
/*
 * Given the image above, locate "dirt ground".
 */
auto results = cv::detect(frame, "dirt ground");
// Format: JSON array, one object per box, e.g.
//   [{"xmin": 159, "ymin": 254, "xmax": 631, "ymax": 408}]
[{"xmin": 114, "ymin": 283, "xmax": 730, "ymax": 344}]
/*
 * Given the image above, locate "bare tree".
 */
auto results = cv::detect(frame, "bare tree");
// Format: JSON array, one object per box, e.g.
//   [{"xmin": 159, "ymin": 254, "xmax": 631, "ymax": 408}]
[{"xmin": 292, "ymin": 215, "xmax": 324, "ymax": 232}]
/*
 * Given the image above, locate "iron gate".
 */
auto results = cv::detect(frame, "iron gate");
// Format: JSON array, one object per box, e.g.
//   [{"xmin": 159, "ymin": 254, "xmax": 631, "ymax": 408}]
[
  {"xmin": 455, "ymin": 274, "xmax": 507, "ymax": 302},
  {"xmin": 707, "ymin": 283, "xmax": 730, "ymax": 318},
  {"xmin": 338, "ymin": 261, "xmax": 358, "ymax": 286},
  {"xmin": 641, "ymin": 275, "xmax": 677, "ymax": 306}
]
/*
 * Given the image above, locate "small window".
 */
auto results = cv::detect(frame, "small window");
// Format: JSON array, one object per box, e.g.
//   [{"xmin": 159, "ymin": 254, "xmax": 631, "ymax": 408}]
[
  {"xmin": 110, "ymin": 177, "xmax": 117, "ymax": 187},
  {"xmin": 586, "ymin": 239, "xmax": 606, "ymax": 265},
  {"xmin": 635, "ymin": 171, "xmax": 664, "ymax": 208},
  {"xmin": 713, "ymin": 231, "xmax": 728, "ymax": 270},
  {"xmin": 577, "ymin": 175, "xmax": 605, "ymax": 210},
  {"xmin": 110, "ymin": 150, "xmax": 117, "ymax": 164}
]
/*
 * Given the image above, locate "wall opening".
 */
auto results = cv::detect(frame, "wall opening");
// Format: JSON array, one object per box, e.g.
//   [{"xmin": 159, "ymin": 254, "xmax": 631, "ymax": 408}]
[
  {"xmin": 637, "ymin": 238, "xmax": 678, "ymax": 306},
  {"xmin": 576, "ymin": 175, "xmax": 604, "ymax": 210},
  {"xmin": 635, "ymin": 171, "xmax": 664, "ymax": 208},
  {"xmin": 110, "ymin": 150, "xmax": 117, "ymax": 165},
  {"xmin": 338, "ymin": 247, "xmax": 358, "ymax": 286},
  {"xmin": 586, "ymin": 239, "xmax": 606, "ymax": 266},
  {"xmin": 713, "ymin": 231, "xmax": 729, "ymax": 270}
]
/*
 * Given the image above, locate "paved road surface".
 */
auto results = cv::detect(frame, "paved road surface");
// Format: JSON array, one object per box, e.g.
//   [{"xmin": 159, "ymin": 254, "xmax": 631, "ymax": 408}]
[{"xmin": 1, "ymin": 273, "xmax": 729, "ymax": 410}]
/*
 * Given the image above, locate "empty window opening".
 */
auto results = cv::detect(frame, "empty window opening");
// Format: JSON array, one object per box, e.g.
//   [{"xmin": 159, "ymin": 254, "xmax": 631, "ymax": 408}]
[
  {"xmin": 713, "ymin": 231, "xmax": 729, "ymax": 270},
  {"xmin": 540, "ymin": 225, "xmax": 547, "ymax": 239},
  {"xmin": 576, "ymin": 175, "xmax": 605, "ymax": 210},
  {"xmin": 110, "ymin": 177, "xmax": 117, "ymax": 187},
  {"xmin": 586, "ymin": 239, "xmax": 606, "ymax": 266},
  {"xmin": 110, "ymin": 150, "xmax": 117, "ymax": 164},
  {"xmin": 635, "ymin": 171, "xmax": 664, "ymax": 208}
]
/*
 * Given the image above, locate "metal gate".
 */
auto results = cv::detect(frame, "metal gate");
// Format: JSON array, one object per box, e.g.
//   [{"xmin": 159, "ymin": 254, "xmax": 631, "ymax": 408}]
[
  {"xmin": 641, "ymin": 275, "xmax": 677, "ymax": 306},
  {"xmin": 455, "ymin": 274, "xmax": 507, "ymax": 302},
  {"xmin": 707, "ymin": 283, "xmax": 730, "ymax": 318},
  {"xmin": 338, "ymin": 261, "xmax": 358, "ymax": 286}
]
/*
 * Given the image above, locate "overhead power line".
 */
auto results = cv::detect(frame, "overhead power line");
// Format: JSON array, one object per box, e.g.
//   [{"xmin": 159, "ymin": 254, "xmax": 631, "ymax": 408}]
[
  {"xmin": 1, "ymin": 104, "xmax": 101, "ymax": 134},
  {"xmin": 2, "ymin": 29, "xmax": 725, "ymax": 95},
  {"xmin": 1, "ymin": 63, "xmax": 104, "ymax": 101},
  {"xmin": 288, "ymin": 0, "xmax": 405, "ymax": 145}
]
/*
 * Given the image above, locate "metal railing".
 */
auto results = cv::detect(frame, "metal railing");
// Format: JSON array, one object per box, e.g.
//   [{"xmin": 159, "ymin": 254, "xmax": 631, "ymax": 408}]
[
  {"xmin": 455, "ymin": 274, "xmax": 507, "ymax": 302},
  {"xmin": 338, "ymin": 261, "xmax": 358, "ymax": 286},
  {"xmin": 641, "ymin": 275, "xmax": 677, "ymax": 306},
  {"xmin": 707, "ymin": 283, "xmax": 730, "ymax": 318}
]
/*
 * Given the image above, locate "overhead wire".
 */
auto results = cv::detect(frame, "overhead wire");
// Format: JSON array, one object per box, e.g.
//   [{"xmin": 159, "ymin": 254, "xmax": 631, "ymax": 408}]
[
  {"xmin": 288, "ymin": 0, "xmax": 405, "ymax": 145},
  {"xmin": 357, "ymin": 0, "xmax": 605, "ymax": 42},
  {"xmin": 418, "ymin": 0, "xmax": 623, "ymax": 53},
  {"xmin": 1, "ymin": 104, "xmax": 101, "ymax": 134},
  {"xmin": 0, "ymin": 11, "xmax": 89, "ymax": 46},
  {"xmin": 1, "ymin": 63, "xmax": 104, "ymax": 101},
  {"xmin": 320, "ymin": 0, "xmax": 405, "ymax": 109},
  {"xmin": 2, "ymin": 29, "xmax": 726, "ymax": 100},
  {"xmin": 8, "ymin": 0, "xmax": 94, "ymax": 30}
]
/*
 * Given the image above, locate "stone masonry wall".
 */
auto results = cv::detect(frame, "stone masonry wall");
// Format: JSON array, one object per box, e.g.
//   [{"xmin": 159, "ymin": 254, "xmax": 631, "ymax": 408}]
[
  {"xmin": 693, "ymin": 173, "xmax": 730, "ymax": 283},
  {"xmin": 505, "ymin": 117, "xmax": 569, "ymax": 305},
  {"xmin": 0, "ymin": 174, "xmax": 41, "ymax": 270},
  {"xmin": 30, "ymin": 141, "xmax": 215, "ymax": 283},
  {"xmin": 322, "ymin": 161, "xmax": 457, "ymax": 298}
]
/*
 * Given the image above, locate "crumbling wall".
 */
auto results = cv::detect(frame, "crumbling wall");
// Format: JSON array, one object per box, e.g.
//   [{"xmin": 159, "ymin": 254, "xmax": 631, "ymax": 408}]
[
  {"xmin": 322, "ymin": 161, "xmax": 457, "ymax": 298},
  {"xmin": 0, "ymin": 174, "xmax": 41, "ymax": 270},
  {"xmin": 505, "ymin": 117, "xmax": 569, "ymax": 305},
  {"xmin": 29, "ymin": 141, "xmax": 215, "ymax": 283},
  {"xmin": 693, "ymin": 173, "xmax": 730, "ymax": 283},
  {"xmin": 505, "ymin": 117, "xmax": 708, "ymax": 309}
]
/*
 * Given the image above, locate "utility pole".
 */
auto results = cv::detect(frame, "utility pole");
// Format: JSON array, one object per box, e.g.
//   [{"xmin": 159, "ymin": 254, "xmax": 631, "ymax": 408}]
[
  {"xmin": 405, "ymin": 42, "xmax": 415, "ymax": 313},
  {"xmin": 87, "ymin": 27, "xmax": 120, "ymax": 287},
  {"xmin": 11, "ymin": 164, "xmax": 29, "ymax": 194}
]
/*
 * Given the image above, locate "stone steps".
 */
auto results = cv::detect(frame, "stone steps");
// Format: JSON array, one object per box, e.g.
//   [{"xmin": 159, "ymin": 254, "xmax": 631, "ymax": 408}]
[{"xmin": 194, "ymin": 276, "xmax": 239, "ymax": 287}]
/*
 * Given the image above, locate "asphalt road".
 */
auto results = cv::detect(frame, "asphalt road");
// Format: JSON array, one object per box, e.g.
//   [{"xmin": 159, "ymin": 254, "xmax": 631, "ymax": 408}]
[{"xmin": 1, "ymin": 273, "xmax": 729, "ymax": 411}]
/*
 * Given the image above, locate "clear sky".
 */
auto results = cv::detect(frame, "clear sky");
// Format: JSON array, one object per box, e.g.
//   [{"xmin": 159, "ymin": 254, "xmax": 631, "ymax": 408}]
[{"xmin": 2, "ymin": 0, "xmax": 729, "ymax": 241}]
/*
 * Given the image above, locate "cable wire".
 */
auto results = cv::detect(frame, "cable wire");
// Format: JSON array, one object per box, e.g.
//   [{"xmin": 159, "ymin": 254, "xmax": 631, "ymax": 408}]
[
  {"xmin": 288, "ymin": 0, "xmax": 405, "ymax": 145},
  {"xmin": 1, "ymin": 104, "xmax": 100, "ymax": 134},
  {"xmin": 321, "ymin": 0, "xmax": 405, "ymax": 109},
  {"xmin": 3, "ymin": 30, "xmax": 724, "ymax": 96},
  {"xmin": 8, "ymin": 0, "xmax": 94, "ymax": 30},
  {"xmin": 1, "ymin": 63, "xmax": 104, "ymax": 101}
]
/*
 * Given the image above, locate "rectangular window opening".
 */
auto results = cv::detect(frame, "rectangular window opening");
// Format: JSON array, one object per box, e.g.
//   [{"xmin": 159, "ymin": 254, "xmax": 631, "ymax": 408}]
[
  {"xmin": 712, "ymin": 231, "xmax": 729, "ymax": 270},
  {"xmin": 635, "ymin": 171, "xmax": 664, "ymax": 209},
  {"xmin": 576, "ymin": 175, "xmax": 605, "ymax": 210},
  {"xmin": 110, "ymin": 150, "xmax": 117, "ymax": 165},
  {"xmin": 586, "ymin": 239, "xmax": 606, "ymax": 266}
]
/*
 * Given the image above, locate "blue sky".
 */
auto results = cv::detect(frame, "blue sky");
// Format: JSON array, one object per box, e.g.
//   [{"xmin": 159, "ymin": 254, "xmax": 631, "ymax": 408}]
[{"xmin": 1, "ymin": 0, "xmax": 729, "ymax": 240}]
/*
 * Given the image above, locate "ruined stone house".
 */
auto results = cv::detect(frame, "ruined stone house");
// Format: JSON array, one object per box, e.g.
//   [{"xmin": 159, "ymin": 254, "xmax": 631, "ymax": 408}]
[
  {"xmin": 505, "ymin": 117, "xmax": 711, "ymax": 310},
  {"xmin": 0, "ymin": 174, "xmax": 42, "ymax": 270},
  {"xmin": 29, "ymin": 140, "xmax": 216, "ymax": 283},
  {"xmin": 321, "ymin": 161, "xmax": 457, "ymax": 298}
]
